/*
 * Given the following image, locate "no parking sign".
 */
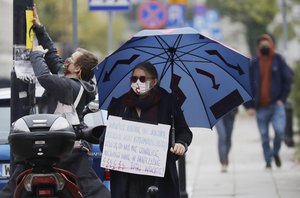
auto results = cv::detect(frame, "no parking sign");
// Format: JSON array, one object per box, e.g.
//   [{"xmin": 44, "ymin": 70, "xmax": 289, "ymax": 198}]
[{"xmin": 137, "ymin": 1, "xmax": 168, "ymax": 29}]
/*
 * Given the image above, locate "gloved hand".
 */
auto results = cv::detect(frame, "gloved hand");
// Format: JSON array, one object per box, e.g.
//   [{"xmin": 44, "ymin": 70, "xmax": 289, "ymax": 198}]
[{"xmin": 76, "ymin": 125, "xmax": 106, "ymax": 144}]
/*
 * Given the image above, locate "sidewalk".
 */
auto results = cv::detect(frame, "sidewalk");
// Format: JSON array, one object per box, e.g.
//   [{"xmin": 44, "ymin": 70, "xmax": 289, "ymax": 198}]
[{"xmin": 185, "ymin": 113, "xmax": 300, "ymax": 198}]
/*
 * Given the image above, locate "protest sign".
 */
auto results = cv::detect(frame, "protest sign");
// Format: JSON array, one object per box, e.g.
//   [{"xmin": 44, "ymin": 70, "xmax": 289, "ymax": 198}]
[{"xmin": 101, "ymin": 116, "xmax": 170, "ymax": 177}]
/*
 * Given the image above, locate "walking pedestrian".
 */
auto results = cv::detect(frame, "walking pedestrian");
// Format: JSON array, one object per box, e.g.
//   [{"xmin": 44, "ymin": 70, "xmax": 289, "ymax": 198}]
[
  {"xmin": 215, "ymin": 108, "xmax": 238, "ymax": 172},
  {"xmin": 100, "ymin": 62, "xmax": 193, "ymax": 198},
  {"xmin": 245, "ymin": 34, "xmax": 292, "ymax": 169}
]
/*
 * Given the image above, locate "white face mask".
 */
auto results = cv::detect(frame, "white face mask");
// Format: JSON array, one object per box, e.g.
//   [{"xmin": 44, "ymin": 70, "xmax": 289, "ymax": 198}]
[{"xmin": 131, "ymin": 79, "xmax": 152, "ymax": 95}]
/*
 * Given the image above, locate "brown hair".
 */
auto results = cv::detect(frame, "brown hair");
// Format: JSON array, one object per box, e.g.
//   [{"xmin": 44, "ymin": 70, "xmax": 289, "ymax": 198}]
[
  {"xmin": 75, "ymin": 48, "xmax": 98, "ymax": 81},
  {"xmin": 256, "ymin": 34, "xmax": 274, "ymax": 46}
]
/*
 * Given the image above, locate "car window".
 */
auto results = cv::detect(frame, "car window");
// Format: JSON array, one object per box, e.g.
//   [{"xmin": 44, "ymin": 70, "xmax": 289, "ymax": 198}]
[{"xmin": 0, "ymin": 106, "xmax": 10, "ymax": 144}]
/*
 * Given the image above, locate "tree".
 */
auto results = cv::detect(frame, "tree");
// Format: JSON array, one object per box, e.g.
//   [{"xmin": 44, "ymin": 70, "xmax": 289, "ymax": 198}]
[
  {"xmin": 206, "ymin": 0, "xmax": 278, "ymax": 56},
  {"xmin": 36, "ymin": 1, "xmax": 128, "ymax": 57}
]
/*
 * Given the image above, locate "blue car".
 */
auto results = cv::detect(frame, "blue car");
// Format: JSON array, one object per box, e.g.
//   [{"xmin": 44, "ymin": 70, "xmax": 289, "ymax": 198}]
[
  {"xmin": 0, "ymin": 87, "xmax": 110, "ymax": 190},
  {"xmin": 0, "ymin": 88, "xmax": 11, "ymax": 189}
]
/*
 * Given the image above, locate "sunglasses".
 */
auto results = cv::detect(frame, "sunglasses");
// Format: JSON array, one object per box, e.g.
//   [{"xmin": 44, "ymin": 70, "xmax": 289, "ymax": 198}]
[
  {"xmin": 130, "ymin": 76, "xmax": 154, "ymax": 83},
  {"xmin": 64, "ymin": 57, "xmax": 74, "ymax": 67}
]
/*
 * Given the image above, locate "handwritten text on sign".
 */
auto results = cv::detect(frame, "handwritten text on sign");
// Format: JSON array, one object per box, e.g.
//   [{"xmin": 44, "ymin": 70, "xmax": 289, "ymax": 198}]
[{"xmin": 101, "ymin": 116, "xmax": 170, "ymax": 177}]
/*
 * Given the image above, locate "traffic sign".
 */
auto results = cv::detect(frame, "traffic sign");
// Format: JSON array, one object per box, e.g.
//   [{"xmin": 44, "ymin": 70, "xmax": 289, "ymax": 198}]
[
  {"xmin": 137, "ymin": 1, "xmax": 168, "ymax": 29},
  {"xmin": 166, "ymin": 4, "xmax": 186, "ymax": 28},
  {"xmin": 89, "ymin": 0, "xmax": 130, "ymax": 11}
]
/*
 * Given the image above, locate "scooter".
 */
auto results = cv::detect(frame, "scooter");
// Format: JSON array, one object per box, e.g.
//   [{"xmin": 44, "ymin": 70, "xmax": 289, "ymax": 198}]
[{"xmin": 8, "ymin": 104, "xmax": 105, "ymax": 198}]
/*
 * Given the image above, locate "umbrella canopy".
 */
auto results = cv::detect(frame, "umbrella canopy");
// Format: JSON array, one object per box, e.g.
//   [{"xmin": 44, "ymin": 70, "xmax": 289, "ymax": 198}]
[{"xmin": 94, "ymin": 27, "xmax": 252, "ymax": 128}]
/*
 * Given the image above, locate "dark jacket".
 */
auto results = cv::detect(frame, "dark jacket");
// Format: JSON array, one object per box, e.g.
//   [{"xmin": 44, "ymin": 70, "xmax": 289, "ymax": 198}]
[
  {"xmin": 27, "ymin": 26, "xmax": 111, "ymax": 198},
  {"xmin": 29, "ymin": 25, "xmax": 96, "ymax": 117},
  {"xmin": 105, "ymin": 87, "xmax": 193, "ymax": 198},
  {"xmin": 245, "ymin": 53, "xmax": 292, "ymax": 109}
]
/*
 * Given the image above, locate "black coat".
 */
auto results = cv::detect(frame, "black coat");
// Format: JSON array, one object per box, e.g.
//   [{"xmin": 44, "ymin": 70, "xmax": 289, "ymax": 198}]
[{"xmin": 105, "ymin": 87, "xmax": 193, "ymax": 198}]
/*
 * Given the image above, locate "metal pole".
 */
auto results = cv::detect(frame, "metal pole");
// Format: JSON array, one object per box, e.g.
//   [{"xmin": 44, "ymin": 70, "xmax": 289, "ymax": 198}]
[
  {"xmin": 107, "ymin": 11, "xmax": 113, "ymax": 54},
  {"xmin": 281, "ymin": 0, "xmax": 288, "ymax": 58},
  {"xmin": 12, "ymin": 0, "xmax": 35, "ymax": 123},
  {"xmin": 11, "ymin": 0, "xmax": 35, "ymax": 174},
  {"xmin": 72, "ymin": 0, "xmax": 78, "ymax": 51}
]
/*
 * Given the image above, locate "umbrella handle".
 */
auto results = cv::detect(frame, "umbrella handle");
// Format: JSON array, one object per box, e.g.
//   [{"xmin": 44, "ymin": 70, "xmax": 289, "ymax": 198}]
[
  {"xmin": 170, "ymin": 112, "xmax": 176, "ymax": 147},
  {"xmin": 171, "ymin": 126, "xmax": 175, "ymax": 148}
]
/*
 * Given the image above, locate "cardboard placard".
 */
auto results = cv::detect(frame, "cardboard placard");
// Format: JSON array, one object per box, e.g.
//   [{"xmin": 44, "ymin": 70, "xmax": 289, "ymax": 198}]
[{"xmin": 101, "ymin": 116, "xmax": 170, "ymax": 177}]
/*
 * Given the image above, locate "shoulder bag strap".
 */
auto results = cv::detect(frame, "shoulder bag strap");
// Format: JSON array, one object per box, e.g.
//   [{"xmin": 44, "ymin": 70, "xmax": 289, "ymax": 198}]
[{"xmin": 74, "ymin": 85, "xmax": 84, "ymax": 108}]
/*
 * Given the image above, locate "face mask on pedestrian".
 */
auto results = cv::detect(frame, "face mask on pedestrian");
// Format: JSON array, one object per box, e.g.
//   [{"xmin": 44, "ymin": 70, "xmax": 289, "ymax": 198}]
[
  {"xmin": 130, "ymin": 76, "xmax": 152, "ymax": 95},
  {"xmin": 260, "ymin": 46, "xmax": 270, "ymax": 56}
]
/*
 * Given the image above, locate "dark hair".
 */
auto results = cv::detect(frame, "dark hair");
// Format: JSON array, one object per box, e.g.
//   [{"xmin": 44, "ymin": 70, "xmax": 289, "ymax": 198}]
[
  {"xmin": 132, "ymin": 62, "xmax": 158, "ymax": 79},
  {"xmin": 75, "ymin": 48, "xmax": 98, "ymax": 81}
]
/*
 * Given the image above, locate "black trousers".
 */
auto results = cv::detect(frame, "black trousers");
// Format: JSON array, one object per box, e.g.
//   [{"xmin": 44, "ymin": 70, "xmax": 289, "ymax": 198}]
[{"xmin": 0, "ymin": 149, "xmax": 111, "ymax": 198}]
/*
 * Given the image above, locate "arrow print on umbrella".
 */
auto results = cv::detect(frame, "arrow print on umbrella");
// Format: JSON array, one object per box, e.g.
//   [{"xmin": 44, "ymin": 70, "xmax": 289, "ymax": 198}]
[
  {"xmin": 196, "ymin": 68, "xmax": 220, "ymax": 90},
  {"xmin": 205, "ymin": 50, "xmax": 244, "ymax": 75},
  {"xmin": 103, "ymin": 54, "xmax": 140, "ymax": 82}
]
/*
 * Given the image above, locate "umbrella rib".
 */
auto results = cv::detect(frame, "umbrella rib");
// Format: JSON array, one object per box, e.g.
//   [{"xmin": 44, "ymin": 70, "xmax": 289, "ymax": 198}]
[
  {"xmin": 176, "ymin": 41, "xmax": 214, "ymax": 50},
  {"xmin": 155, "ymin": 35, "xmax": 214, "ymax": 127},
  {"xmin": 160, "ymin": 61, "xmax": 173, "ymax": 81},
  {"xmin": 172, "ymin": 37, "xmax": 200, "ymax": 76},
  {"xmin": 173, "ymin": 34, "xmax": 183, "ymax": 49},
  {"xmin": 174, "ymin": 43, "xmax": 210, "ymax": 61},
  {"xmin": 173, "ymin": 39, "xmax": 215, "ymax": 127},
  {"xmin": 96, "ymin": 58, "xmax": 108, "ymax": 85},
  {"xmin": 174, "ymin": 43, "xmax": 247, "ymax": 92},
  {"xmin": 131, "ymin": 47, "xmax": 169, "ymax": 61},
  {"xmin": 178, "ymin": 50, "xmax": 252, "ymax": 98},
  {"xmin": 172, "ymin": 59, "xmax": 213, "ymax": 128},
  {"xmin": 154, "ymin": 36, "xmax": 174, "ymax": 74},
  {"xmin": 155, "ymin": 35, "xmax": 172, "ymax": 50},
  {"xmin": 99, "ymin": 69, "xmax": 134, "ymax": 108},
  {"xmin": 118, "ymin": 45, "xmax": 170, "ymax": 53},
  {"xmin": 131, "ymin": 49, "xmax": 172, "ymax": 80},
  {"xmin": 154, "ymin": 35, "xmax": 184, "ymax": 80}
]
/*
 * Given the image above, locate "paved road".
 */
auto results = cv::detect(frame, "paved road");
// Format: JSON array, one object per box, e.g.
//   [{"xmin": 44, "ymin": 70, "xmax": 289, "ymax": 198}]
[{"xmin": 185, "ymin": 113, "xmax": 300, "ymax": 198}]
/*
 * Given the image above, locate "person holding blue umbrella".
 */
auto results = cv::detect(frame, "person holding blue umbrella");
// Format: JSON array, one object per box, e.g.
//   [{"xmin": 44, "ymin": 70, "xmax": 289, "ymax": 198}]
[{"xmin": 100, "ymin": 62, "xmax": 193, "ymax": 198}]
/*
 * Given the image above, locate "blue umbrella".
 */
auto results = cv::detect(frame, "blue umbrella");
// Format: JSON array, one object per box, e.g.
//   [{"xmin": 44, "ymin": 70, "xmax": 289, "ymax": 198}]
[{"xmin": 94, "ymin": 27, "xmax": 252, "ymax": 130}]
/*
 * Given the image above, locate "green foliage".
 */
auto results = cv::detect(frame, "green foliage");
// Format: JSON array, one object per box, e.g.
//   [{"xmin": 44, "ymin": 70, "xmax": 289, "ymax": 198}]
[
  {"xmin": 35, "ymin": 0, "xmax": 128, "ymax": 56},
  {"xmin": 207, "ymin": 0, "xmax": 278, "ymax": 25},
  {"xmin": 77, "ymin": 1, "xmax": 127, "ymax": 55},
  {"xmin": 36, "ymin": 0, "xmax": 72, "ymax": 44},
  {"xmin": 272, "ymin": 22, "xmax": 296, "ymax": 40},
  {"xmin": 291, "ymin": 62, "xmax": 300, "ymax": 133},
  {"xmin": 206, "ymin": 0, "xmax": 278, "ymax": 56}
]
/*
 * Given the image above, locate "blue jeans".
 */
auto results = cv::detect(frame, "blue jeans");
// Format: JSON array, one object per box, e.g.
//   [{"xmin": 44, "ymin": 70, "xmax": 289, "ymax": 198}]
[
  {"xmin": 216, "ymin": 110, "xmax": 236, "ymax": 164},
  {"xmin": 256, "ymin": 103, "xmax": 286, "ymax": 163}
]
